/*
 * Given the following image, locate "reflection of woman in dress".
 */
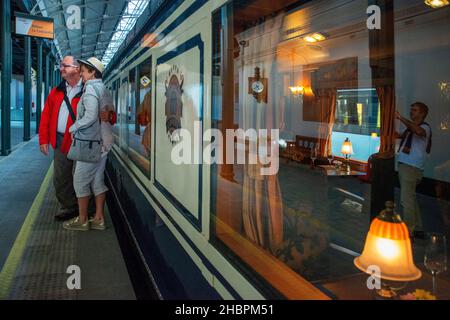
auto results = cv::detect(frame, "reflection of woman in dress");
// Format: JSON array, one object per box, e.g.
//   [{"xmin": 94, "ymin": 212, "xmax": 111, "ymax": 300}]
[{"xmin": 138, "ymin": 90, "xmax": 152, "ymax": 156}]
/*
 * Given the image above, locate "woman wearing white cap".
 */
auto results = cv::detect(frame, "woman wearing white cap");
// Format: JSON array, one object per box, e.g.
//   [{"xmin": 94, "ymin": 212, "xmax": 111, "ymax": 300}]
[{"xmin": 63, "ymin": 57, "xmax": 113, "ymax": 231}]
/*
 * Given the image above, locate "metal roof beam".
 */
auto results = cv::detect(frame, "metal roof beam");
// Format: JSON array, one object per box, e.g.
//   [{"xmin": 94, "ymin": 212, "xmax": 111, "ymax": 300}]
[
  {"xmin": 52, "ymin": 14, "xmax": 142, "ymax": 33},
  {"xmin": 32, "ymin": 0, "xmax": 117, "ymax": 15},
  {"xmin": 93, "ymin": 1, "xmax": 108, "ymax": 59},
  {"xmin": 81, "ymin": 0, "xmax": 85, "ymax": 57},
  {"xmin": 56, "ymin": 30, "xmax": 133, "ymax": 44},
  {"xmin": 99, "ymin": 0, "xmax": 129, "ymax": 64}
]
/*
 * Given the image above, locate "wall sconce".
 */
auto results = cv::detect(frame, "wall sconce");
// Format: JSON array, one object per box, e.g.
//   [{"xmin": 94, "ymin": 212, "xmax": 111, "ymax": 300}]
[
  {"xmin": 289, "ymin": 86, "xmax": 314, "ymax": 97},
  {"xmin": 289, "ymin": 86, "xmax": 305, "ymax": 95},
  {"xmin": 425, "ymin": 0, "xmax": 449, "ymax": 8},
  {"xmin": 354, "ymin": 201, "xmax": 422, "ymax": 298},
  {"xmin": 439, "ymin": 81, "xmax": 450, "ymax": 99},
  {"xmin": 440, "ymin": 118, "xmax": 449, "ymax": 131}
]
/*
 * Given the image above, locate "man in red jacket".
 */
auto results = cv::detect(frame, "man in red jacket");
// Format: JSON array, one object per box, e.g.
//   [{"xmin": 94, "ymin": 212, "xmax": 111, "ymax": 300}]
[{"xmin": 39, "ymin": 56, "xmax": 115, "ymax": 221}]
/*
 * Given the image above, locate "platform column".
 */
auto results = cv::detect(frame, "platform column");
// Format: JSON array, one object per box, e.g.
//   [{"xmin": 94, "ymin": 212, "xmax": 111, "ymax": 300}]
[
  {"xmin": 36, "ymin": 40, "xmax": 43, "ymax": 133},
  {"xmin": 1, "ymin": 0, "xmax": 12, "ymax": 155},
  {"xmin": 45, "ymin": 53, "xmax": 51, "ymax": 98},
  {"xmin": 24, "ymin": 36, "xmax": 31, "ymax": 141}
]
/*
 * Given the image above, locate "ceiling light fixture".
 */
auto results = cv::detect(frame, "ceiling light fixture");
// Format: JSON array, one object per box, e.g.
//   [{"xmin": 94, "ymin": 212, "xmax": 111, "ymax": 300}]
[
  {"xmin": 425, "ymin": 0, "xmax": 450, "ymax": 8},
  {"xmin": 304, "ymin": 36, "xmax": 317, "ymax": 43},
  {"xmin": 304, "ymin": 32, "xmax": 327, "ymax": 43},
  {"xmin": 311, "ymin": 33, "xmax": 326, "ymax": 41}
]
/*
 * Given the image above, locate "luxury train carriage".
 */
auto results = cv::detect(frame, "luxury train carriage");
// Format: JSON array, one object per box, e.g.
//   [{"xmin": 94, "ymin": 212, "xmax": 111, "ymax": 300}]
[{"xmin": 103, "ymin": 0, "xmax": 450, "ymax": 299}]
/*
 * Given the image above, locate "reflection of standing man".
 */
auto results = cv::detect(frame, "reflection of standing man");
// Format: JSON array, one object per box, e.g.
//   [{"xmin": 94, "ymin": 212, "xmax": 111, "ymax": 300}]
[{"xmin": 396, "ymin": 102, "xmax": 432, "ymax": 238}]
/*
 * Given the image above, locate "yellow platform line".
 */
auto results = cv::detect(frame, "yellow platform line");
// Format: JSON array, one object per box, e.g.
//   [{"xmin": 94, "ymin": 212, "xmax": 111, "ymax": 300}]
[{"xmin": 0, "ymin": 163, "xmax": 53, "ymax": 300}]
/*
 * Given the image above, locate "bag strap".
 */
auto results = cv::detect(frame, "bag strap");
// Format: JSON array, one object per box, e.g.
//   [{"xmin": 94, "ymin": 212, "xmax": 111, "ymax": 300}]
[
  {"xmin": 63, "ymin": 85, "xmax": 77, "ymax": 122},
  {"xmin": 422, "ymin": 122, "xmax": 432, "ymax": 154}
]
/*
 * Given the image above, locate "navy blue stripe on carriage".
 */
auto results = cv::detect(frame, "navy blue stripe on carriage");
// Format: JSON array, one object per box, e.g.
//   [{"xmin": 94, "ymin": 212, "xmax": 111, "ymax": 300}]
[
  {"xmin": 153, "ymin": 34, "xmax": 204, "ymax": 232},
  {"xmin": 109, "ymin": 152, "xmax": 242, "ymax": 300}
]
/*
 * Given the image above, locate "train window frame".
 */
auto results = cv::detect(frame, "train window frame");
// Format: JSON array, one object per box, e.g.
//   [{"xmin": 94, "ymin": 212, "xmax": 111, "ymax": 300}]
[
  {"xmin": 208, "ymin": 3, "xmax": 328, "ymax": 300},
  {"xmin": 126, "ymin": 56, "xmax": 153, "ymax": 178},
  {"xmin": 112, "ymin": 78, "xmax": 122, "ymax": 147},
  {"xmin": 118, "ymin": 76, "xmax": 129, "ymax": 153}
]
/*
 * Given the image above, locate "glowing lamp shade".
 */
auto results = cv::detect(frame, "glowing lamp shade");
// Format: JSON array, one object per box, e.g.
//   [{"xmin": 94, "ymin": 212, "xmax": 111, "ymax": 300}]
[
  {"xmin": 425, "ymin": 0, "xmax": 449, "ymax": 8},
  {"xmin": 354, "ymin": 203, "xmax": 422, "ymax": 282},
  {"xmin": 341, "ymin": 138, "xmax": 353, "ymax": 155}
]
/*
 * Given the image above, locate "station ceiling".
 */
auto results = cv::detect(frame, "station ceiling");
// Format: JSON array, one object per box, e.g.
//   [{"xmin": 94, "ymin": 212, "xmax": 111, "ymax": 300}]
[
  {"xmin": 32, "ymin": 0, "xmax": 144, "ymax": 62},
  {"xmin": 7, "ymin": 0, "xmax": 150, "ymax": 74}
]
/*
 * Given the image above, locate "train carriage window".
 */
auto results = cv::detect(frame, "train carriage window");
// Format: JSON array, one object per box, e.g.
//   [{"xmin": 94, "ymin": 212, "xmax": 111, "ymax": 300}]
[
  {"xmin": 127, "ymin": 57, "xmax": 152, "ymax": 177},
  {"xmin": 118, "ymin": 77, "xmax": 129, "ymax": 152},
  {"xmin": 128, "ymin": 67, "xmax": 137, "ymax": 144},
  {"xmin": 210, "ymin": 0, "xmax": 450, "ymax": 300},
  {"xmin": 112, "ymin": 79, "xmax": 121, "ymax": 145}
]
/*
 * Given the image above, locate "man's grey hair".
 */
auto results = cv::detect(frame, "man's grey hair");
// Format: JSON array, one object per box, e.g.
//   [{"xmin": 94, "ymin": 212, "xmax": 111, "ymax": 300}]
[{"xmin": 64, "ymin": 55, "xmax": 80, "ymax": 67}]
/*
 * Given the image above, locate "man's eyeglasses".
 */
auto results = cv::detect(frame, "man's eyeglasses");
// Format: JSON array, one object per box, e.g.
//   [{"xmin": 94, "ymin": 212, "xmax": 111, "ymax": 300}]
[{"xmin": 59, "ymin": 63, "xmax": 78, "ymax": 69}]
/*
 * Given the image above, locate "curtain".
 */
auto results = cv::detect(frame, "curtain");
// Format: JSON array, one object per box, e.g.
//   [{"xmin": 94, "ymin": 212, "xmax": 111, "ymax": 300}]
[
  {"xmin": 316, "ymin": 88, "xmax": 337, "ymax": 157},
  {"xmin": 236, "ymin": 14, "xmax": 284, "ymax": 253},
  {"xmin": 376, "ymin": 86, "xmax": 395, "ymax": 153},
  {"xmin": 242, "ymin": 163, "xmax": 283, "ymax": 252}
]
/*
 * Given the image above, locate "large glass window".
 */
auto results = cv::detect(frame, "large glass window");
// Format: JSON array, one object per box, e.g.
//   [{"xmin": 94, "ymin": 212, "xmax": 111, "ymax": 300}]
[
  {"xmin": 112, "ymin": 79, "xmax": 120, "ymax": 145},
  {"xmin": 118, "ymin": 78, "xmax": 129, "ymax": 152},
  {"xmin": 128, "ymin": 67, "xmax": 137, "ymax": 144},
  {"xmin": 211, "ymin": 0, "xmax": 450, "ymax": 300},
  {"xmin": 332, "ymin": 89, "xmax": 381, "ymax": 162},
  {"xmin": 128, "ymin": 57, "xmax": 152, "ymax": 177}
]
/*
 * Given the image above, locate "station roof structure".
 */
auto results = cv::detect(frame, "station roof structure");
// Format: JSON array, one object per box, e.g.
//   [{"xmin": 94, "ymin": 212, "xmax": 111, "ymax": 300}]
[{"xmin": 6, "ymin": 0, "xmax": 154, "ymax": 74}]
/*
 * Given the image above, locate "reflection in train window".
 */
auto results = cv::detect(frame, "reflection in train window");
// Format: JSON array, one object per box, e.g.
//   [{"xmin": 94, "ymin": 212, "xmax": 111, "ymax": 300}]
[
  {"xmin": 112, "ymin": 79, "xmax": 120, "ymax": 145},
  {"xmin": 332, "ymin": 89, "xmax": 381, "ymax": 162},
  {"xmin": 210, "ymin": 0, "xmax": 450, "ymax": 299},
  {"xmin": 128, "ymin": 67, "xmax": 137, "ymax": 150},
  {"xmin": 128, "ymin": 57, "xmax": 152, "ymax": 177}
]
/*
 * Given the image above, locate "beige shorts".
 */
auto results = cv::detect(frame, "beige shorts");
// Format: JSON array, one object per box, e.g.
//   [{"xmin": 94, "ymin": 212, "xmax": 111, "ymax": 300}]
[{"xmin": 73, "ymin": 152, "xmax": 109, "ymax": 198}]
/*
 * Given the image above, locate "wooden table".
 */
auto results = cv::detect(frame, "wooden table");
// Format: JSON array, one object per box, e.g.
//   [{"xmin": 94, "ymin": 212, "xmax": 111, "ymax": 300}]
[
  {"xmin": 317, "ymin": 165, "xmax": 366, "ymax": 177},
  {"xmin": 318, "ymin": 266, "xmax": 450, "ymax": 300}
]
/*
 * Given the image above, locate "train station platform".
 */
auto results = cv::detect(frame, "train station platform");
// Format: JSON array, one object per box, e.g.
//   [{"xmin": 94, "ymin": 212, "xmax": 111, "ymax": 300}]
[{"xmin": 0, "ymin": 137, "xmax": 135, "ymax": 300}]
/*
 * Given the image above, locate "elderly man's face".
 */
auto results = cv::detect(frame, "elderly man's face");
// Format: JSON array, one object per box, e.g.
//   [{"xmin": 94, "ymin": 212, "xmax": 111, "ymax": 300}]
[{"xmin": 59, "ymin": 56, "xmax": 80, "ymax": 80}]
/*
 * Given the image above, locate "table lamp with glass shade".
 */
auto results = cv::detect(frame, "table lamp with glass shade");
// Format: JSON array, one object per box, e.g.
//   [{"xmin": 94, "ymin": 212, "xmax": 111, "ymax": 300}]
[
  {"xmin": 354, "ymin": 201, "xmax": 422, "ymax": 298},
  {"xmin": 341, "ymin": 138, "xmax": 353, "ymax": 173}
]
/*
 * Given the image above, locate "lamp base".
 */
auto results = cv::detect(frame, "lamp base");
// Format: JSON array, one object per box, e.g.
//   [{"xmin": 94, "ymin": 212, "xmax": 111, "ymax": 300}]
[
  {"xmin": 345, "ymin": 163, "xmax": 351, "ymax": 173},
  {"xmin": 344, "ymin": 155, "xmax": 351, "ymax": 173},
  {"xmin": 376, "ymin": 285, "xmax": 397, "ymax": 299},
  {"xmin": 374, "ymin": 281, "xmax": 408, "ymax": 299}
]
